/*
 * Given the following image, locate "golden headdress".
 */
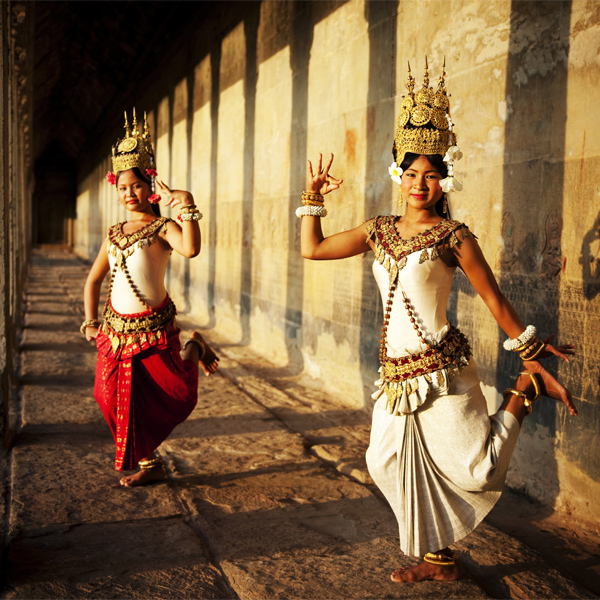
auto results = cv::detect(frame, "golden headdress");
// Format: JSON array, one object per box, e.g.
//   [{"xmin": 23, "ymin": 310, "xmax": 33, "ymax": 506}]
[
  {"xmin": 111, "ymin": 109, "xmax": 155, "ymax": 175},
  {"xmin": 390, "ymin": 58, "xmax": 462, "ymax": 195},
  {"xmin": 394, "ymin": 58, "xmax": 456, "ymax": 161}
]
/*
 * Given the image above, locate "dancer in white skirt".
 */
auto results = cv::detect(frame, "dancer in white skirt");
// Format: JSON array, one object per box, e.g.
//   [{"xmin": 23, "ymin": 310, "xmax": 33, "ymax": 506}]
[{"xmin": 298, "ymin": 61, "xmax": 577, "ymax": 582}]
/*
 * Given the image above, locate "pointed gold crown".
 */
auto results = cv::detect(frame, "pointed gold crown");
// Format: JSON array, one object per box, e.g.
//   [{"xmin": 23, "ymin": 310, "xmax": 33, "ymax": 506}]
[
  {"xmin": 111, "ymin": 109, "xmax": 155, "ymax": 174},
  {"xmin": 394, "ymin": 58, "xmax": 456, "ymax": 162}
]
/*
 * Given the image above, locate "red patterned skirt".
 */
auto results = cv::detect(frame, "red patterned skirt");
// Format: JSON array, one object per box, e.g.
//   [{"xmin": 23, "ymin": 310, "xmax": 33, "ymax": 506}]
[{"xmin": 94, "ymin": 296, "xmax": 198, "ymax": 471}]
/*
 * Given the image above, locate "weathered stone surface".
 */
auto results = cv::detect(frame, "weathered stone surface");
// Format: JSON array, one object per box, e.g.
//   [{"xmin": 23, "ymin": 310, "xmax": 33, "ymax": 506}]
[
  {"xmin": 21, "ymin": 384, "xmax": 103, "ymax": 428},
  {"xmin": 9, "ymin": 437, "xmax": 184, "ymax": 531},
  {"xmin": 486, "ymin": 487, "xmax": 600, "ymax": 597},
  {"xmin": 7, "ymin": 519, "xmax": 213, "ymax": 584},
  {"xmin": 5, "ymin": 522, "xmax": 230, "ymax": 599},
  {"xmin": 455, "ymin": 521, "xmax": 595, "ymax": 600},
  {"xmin": 221, "ymin": 545, "xmax": 488, "ymax": 600},
  {"xmin": 5, "ymin": 566, "xmax": 231, "ymax": 600}
]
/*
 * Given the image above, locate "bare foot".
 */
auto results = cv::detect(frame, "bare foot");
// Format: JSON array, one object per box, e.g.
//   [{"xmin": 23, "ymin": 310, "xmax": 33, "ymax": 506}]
[
  {"xmin": 391, "ymin": 560, "xmax": 462, "ymax": 582},
  {"xmin": 186, "ymin": 331, "xmax": 219, "ymax": 376},
  {"xmin": 119, "ymin": 465, "xmax": 166, "ymax": 487}
]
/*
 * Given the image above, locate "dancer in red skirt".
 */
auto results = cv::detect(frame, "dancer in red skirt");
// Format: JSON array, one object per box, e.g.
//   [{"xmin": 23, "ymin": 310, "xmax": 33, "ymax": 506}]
[{"xmin": 82, "ymin": 110, "xmax": 218, "ymax": 486}]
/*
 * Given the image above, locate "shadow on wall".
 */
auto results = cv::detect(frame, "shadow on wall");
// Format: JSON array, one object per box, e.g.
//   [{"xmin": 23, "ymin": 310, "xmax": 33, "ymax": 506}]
[
  {"xmin": 581, "ymin": 211, "xmax": 600, "ymax": 301},
  {"xmin": 495, "ymin": 0, "xmax": 572, "ymax": 508},
  {"xmin": 358, "ymin": 0, "xmax": 399, "ymax": 407}
]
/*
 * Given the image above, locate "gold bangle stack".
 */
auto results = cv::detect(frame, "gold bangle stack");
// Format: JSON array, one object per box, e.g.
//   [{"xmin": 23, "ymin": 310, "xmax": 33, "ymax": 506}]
[
  {"xmin": 80, "ymin": 319, "xmax": 100, "ymax": 335},
  {"xmin": 301, "ymin": 191, "xmax": 324, "ymax": 206},
  {"xmin": 503, "ymin": 387, "xmax": 533, "ymax": 415},
  {"xmin": 518, "ymin": 338, "xmax": 545, "ymax": 360}
]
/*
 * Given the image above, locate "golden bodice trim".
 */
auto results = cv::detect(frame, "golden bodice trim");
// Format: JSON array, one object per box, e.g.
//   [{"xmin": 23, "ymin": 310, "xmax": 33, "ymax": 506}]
[
  {"xmin": 367, "ymin": 217, "xmax": 470, "ymax": 286},
  {"xmin": 108, "ymin": 217, "xmax": 173, "ymax": 252}
]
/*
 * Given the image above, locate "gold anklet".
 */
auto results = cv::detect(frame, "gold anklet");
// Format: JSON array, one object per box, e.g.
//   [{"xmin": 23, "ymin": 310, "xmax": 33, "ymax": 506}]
[
  {"xmin": 423, "ymin": 551, "xmax": 456, "ymax": 566},
  {"xmin": 183, "ymin": 337, "xmax": 206, "ymax": 360},
  {"xmin": 138, "ymin": 457, "xmax": 163, "ymax": 470}
]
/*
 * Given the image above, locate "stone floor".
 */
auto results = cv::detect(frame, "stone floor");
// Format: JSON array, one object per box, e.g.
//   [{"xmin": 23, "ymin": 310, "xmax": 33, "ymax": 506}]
[{"xmin": 1, "ymin": 246, "xmax": 598, "ymax": 599}]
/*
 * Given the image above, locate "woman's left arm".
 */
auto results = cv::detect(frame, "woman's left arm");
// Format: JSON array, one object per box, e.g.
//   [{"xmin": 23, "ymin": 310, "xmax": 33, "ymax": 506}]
[
  {"xmin": 156, "ymin": 180, "xmax": 201, "ymax": 258},
  {"xmin": 453, "ymin": 230, "xmax": 573, "ymax": 361}
]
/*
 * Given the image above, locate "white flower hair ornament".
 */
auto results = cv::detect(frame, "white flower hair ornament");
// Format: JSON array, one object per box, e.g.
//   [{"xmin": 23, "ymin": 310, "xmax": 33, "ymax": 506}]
[
  {"xmin": 443, "ymin": 145, "xmax": 463, "ymax": 163},
  {"xmin": 440, "ymin": 144, "xmax": 463, "ymax": 193},
  {"xmin": 389, "ymin": 161, "xmax": 403, "ymax": 185}
]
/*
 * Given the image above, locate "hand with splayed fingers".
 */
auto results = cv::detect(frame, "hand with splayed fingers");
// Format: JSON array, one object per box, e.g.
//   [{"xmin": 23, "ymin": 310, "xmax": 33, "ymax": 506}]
[{"xmin": 307, "ymin": 153, "xmax": 343, "ymax": 196}]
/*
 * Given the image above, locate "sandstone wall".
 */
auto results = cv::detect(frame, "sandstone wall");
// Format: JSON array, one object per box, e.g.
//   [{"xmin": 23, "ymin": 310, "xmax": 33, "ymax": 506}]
[
  {"xmin": 1, "ymin": 0, "xmax": 33, "ymax": 448},
  {"xmin": 74, "ymin": 0, "xmax": 600, "ymax": 526}
]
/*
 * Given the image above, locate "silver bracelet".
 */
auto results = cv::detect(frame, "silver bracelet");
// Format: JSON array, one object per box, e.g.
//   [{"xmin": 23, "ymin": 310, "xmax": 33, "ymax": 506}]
[
  {"xmin": 503, "ymin": 324, "xmax": 536, "ymax": 351},
  {"xmin": 179, "ymin": 211, "xmax": 203, "ymax": 222},
  {"xmin": 295, "ymin": 205, "xmax": 328, "ymax": 218}
]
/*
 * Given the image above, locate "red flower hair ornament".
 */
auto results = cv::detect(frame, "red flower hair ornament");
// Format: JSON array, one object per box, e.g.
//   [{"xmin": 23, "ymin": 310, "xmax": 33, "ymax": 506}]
[
  {"xmin": 148, "ymin": 194, "xmax": 161, "ymax": 204},
  {"xmin": 105, "ymin": 171, "xmax": 116, "ymax": 185},
  {"xmin": 146, "ymin": 169, "xmax": 158, "ymax": 178}
]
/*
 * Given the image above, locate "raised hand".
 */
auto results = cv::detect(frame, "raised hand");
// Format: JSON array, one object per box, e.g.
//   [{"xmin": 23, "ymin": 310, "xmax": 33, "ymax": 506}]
[
  {"xmin": 307, "ymin": 153, "xmax": 343, "ymax": 196},
  {"xmin": 522, "ymin": 360, "xmax": 578, "ymax": 416},
  {"xmin": 155, "ymin": 179, "xmax": 194, "ymax": 208}
]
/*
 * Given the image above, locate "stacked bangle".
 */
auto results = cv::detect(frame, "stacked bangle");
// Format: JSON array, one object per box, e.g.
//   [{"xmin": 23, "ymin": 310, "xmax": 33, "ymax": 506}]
[
  {"xmin": 80, "ymin": 319, "xmax": 100, "ymax": 335},
  {"xmin": 519, "ymin": 340, "xmax": 545, "ymax": 361},
  {"xmin": 296, "ymin": 190, "xmax": 327, "ymax": 218},
  {"xmin": 301, "ymin": 191, "xmax": 324, "ymax": 204},
  {"xmin": 423, "ymin": 551, "xmax": 456, "ymax": 566},
  {"xmin": 296, "ymin": 205, "xmax": 328, "ymax": 218},
  {"xmin": 138, "ymin": 456, "xmax": 163, "ymax": 470},
  {"xmin": 503, "ymin": 325, "xmax": 546, "ymax": 360},
  {"xmin": 503, "ymin": 325, "xmax": 536, "ymax": 351},
  {"xmin": 176, "ymin": 205, "xmax": 203, "ymax": 222}
]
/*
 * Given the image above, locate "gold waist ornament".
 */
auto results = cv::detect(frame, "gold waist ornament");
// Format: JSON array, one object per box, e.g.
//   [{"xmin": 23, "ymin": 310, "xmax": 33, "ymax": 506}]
[
  {"xmin": 101, "ymin": 299, "xmax": 177, "ymax": 354},
  {"xmin": 381, "ymin": 326, "xmax": 471, "ymax": 383}
]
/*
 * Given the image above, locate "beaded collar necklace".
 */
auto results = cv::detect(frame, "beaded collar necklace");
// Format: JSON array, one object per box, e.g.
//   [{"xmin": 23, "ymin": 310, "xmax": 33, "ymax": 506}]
[{"xmin": 105, "ymin": 217, "xmax": 171, "ymax": 313}]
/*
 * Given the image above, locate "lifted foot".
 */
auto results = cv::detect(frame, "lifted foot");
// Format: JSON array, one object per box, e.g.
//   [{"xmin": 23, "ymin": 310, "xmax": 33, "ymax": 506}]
[{"xmin": 184, "ymin": 331, "xmax": 219, "ymax": 376}]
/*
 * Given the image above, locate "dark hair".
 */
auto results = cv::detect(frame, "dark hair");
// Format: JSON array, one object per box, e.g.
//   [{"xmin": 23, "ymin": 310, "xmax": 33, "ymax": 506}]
[
  {"xmin": 116, "ymin": 167, "xmax": 161, "ymax": 217},
  {"xmin": 398, "ymin": 152, "xmax": 449, "ymax": 219}
]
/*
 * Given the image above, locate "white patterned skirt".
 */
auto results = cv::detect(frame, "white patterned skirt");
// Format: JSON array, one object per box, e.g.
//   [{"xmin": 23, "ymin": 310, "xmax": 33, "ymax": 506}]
[{"xmin": 366, "ymin": 359, "xmax": 520, "ymax": 557}]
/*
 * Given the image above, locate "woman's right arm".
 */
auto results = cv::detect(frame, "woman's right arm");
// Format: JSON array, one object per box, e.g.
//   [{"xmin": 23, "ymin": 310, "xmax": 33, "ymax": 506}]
[
  {"xmin": 301, "ymin": 153, "xmax": 372, "ymax": 260},
  {"xmin": 83, "ymin": 238, "xmax": 110, "ymax": 341}
]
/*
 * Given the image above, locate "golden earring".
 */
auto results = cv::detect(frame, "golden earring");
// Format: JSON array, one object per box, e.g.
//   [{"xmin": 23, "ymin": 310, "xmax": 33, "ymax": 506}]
[
  {"xmin": 398, "ymin": 189, "xmax": 404, "ymax": 209},
  {"xmin": 443, "ymin": 195, "xmax": 448, "ymax": 216}
]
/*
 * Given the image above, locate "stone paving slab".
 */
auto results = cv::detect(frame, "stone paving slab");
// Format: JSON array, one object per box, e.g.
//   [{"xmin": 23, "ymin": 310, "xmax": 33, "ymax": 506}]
[
  {"xmin": 9, "ymin": 436, "xmax": 185, "ymax": 530},
  {"xmin": 455, "ymin": 521, "xmax": 596, "ymax": 599},
  {"xmin": 4, "ymin": 565, "xmax": 232, "ymax": 600},
  {"xmin": 21, "ymin": 384, "xmax": 103, "ymax": 428},
  {"xmin": 6, "ymin": 518, "xmax": 217, "ymax": 585},
  {"xmin": 220, "ymin": 548, "xmax": 486, "ymax": 600}
]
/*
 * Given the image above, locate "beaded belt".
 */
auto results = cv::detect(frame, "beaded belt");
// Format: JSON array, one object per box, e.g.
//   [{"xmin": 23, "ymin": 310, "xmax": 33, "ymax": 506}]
[
  {"xmin": 381, "ymin": 326, "xmax": 471, "ymax": 383},
  {"xmin": 101, "ymin": 297, "xmax": 177, "ymax": 355}
]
